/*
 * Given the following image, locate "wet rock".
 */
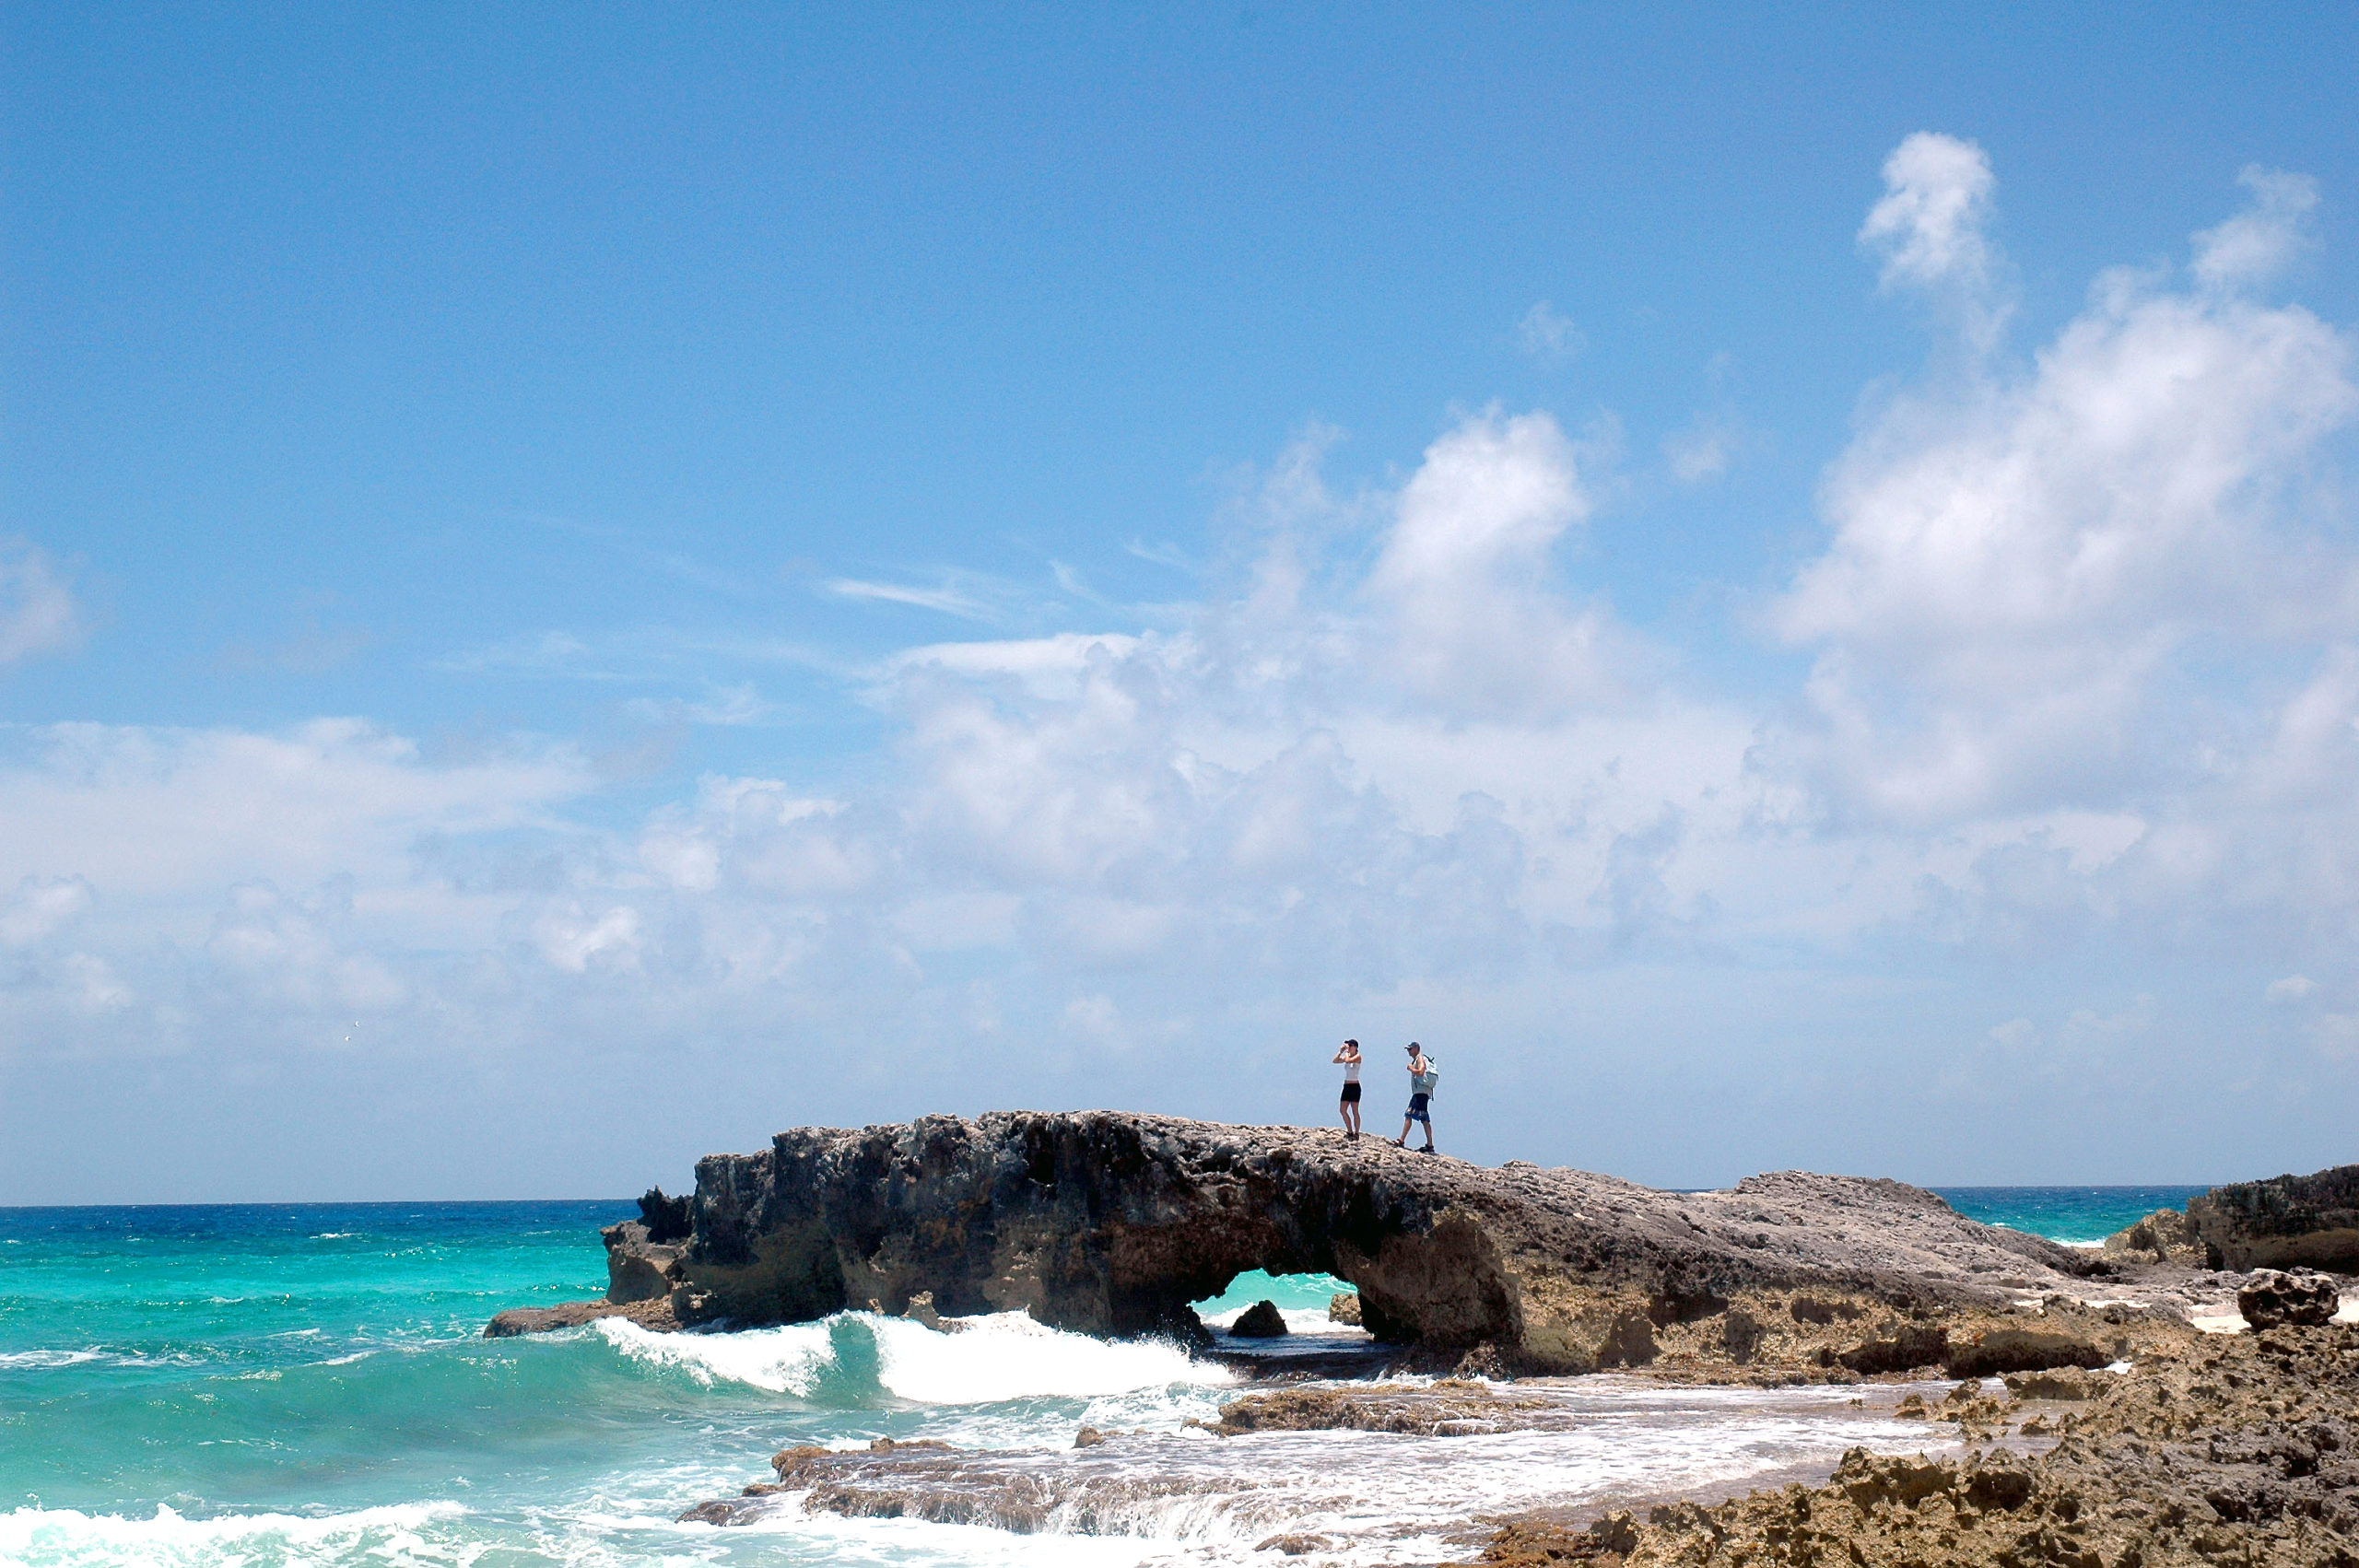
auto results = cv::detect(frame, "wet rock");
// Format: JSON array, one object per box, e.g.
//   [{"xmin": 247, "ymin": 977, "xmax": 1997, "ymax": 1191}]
[
  {"xmin": 1834, "ymin": 1323, "xmax": 1947, "ymax": 1375},
  {"xmin": 481, "ymin": 1296, "xmax": 675, "ymax": 1337},
  {"xmin": 1329, "ymin": 1291, "xmax": 1363, "ymax": 1325},
  {"xmin": 1473, "ymin": 1323, "xmax": 2359, "ymax": 1568},
  {"xmin": 1072, "ymin": 1425, "xmax": 1104, "ymax": 1448},
  {"xmin": 1209, "ymin": 1380, "xmax": 1556, "ymax": 1437},
  {"xmin": 1254, "ymin": 1533, "xmax": 1332, "ymax": 1555},
  {"xmin": 1453, "ymin": 1342, "xmax": 1509, "ymax": 1379},
  {"xmin": 1230, "ymin": 1299, "xmax": 1289, "ymax": 1338},
  {"xmin": 2236, "ymin": 1266, "xmax": 2341, "ymax": 1328},
  {"xmin": 2002, "ymin": 1366, "xmax": 2103, "ymax": 1400},
  {"xmin": 1942, "ymin": 1327, "xmax": 2107, "ymax": 1377},
  {"xmin": 2189, "ymin": 1161, "xmax": 2359, "ymax": 1271},
  {"xmin": 900, "ymin": 1290, "xmax": 947, "ymax": 1329}
]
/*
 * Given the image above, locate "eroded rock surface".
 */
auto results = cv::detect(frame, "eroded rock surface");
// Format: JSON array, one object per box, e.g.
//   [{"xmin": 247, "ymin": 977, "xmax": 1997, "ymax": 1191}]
[
  {"xmin": 561, "ymin": 1111, "xmax": 2146, "ymax": 1373},
  {"xmin": 1477, "ymin": 1323, "xmax": 2359, "ymax": 1568},
  {"xmin": 2238, "ymin": 1268, "xmax": 2341, "ymax": 1329},
  {"xmin": 2191, "ymin": 1163, "xmax": 2359, "ymax": 1272}
]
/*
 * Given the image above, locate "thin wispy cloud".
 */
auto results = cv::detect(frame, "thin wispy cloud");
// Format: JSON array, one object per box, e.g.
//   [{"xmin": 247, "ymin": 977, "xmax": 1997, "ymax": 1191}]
[
  {"xmin": 826, "ymin": 578, "xmax": 998, "ymax": 619},
  {"xmin": 1516, "ymin": 301, "xmax": 1586, "ymax": 362}
]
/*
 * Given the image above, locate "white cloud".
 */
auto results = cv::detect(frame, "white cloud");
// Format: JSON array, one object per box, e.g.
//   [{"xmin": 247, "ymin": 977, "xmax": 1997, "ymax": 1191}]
[
  {"xmin": 0, "ymin": 876, "xmax": 95, "ymax": 947},
  {"xmin": 2192, "ymin": 167, "xmax": 2318, "ymax": 293},
  {"xmin": 1780, "ymin": 157, "xmax": 2359, "ymax": 825},
  {"xmin": 1516, "ymin": 301, "xmax": 1586, "ymax": 361},
  {"xmin": 0, "ymin": 542, "xmax": 81, "ymax": 665},
  {"xmin": 827, "ymin": 578, "xmax": 994, "ymax": 619},
  {"xmin": 1860, "ymin": 133, "xmax": 1998, "ymax": 293},
  {"xmin": 8, "ymin": 137, "xmax": 2359, "ymax": 1193}
]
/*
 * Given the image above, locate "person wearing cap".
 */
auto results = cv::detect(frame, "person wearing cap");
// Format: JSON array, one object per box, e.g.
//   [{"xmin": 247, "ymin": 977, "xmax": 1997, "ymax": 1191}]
[
  {"xmin": 1392, "ymin": 1042, "xmax": 1438, "ymax": 1153},
  {"xmin": 1332, "ymin": 1039, "xmax": 1364, "ymax": 1140}
]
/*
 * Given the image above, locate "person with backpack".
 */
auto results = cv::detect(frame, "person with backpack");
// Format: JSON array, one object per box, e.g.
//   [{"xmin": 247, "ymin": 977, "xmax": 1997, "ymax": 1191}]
[{"xmin": 1392, "ymin": 1042, "xmax": 1438, "ymax": 1153}]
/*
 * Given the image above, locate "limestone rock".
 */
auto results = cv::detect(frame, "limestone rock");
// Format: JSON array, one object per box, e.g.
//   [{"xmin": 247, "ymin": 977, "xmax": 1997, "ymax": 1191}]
[
  {"xmin": 2236, "ymin": 1266, "xmax": 2341, "ymax": 1328},
  {"xmin": 621, "ymin": 1111, "xmax": 2107, "ymax": 1372},
  {"xmin": 2189, "ymin": 1161, "xmax": 2359, "ymax": 1271},
  {"xmin": 1495, "ymin": 1324, "xmax": 2359, "ymax": 1568},
  {"xmin": 1328, "ymin": 1291, "xmax": 1362, "ymax": 1325},
  {"xmin": 2100, "ymin": 1204, "xmax": 2206, "ymax": 1265},
  {"xmin": 1228, "ymin": 1299, "xmax": 1288, "ymax": 1338}
]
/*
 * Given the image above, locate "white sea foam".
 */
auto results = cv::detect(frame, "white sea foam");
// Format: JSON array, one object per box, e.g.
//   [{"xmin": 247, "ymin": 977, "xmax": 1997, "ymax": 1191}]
[
  {"xmin": 594, "ymin": 1310, "xmax": 1232, "ymax": 1405},
  {"xmin": 595, "ymin": 1316, "xmax": 839, "ymax": 1394},
  {"xmin": 0, "ymin": 1348, "xmax": 104, "ymax": 1371},
  {"xmin": 868, "ymin": 1313, "xmax": 1231, "ymax": 1404},
  {"xmin": 0, "ymin": 1502, "xmax": 471, "ymax": 1568}
]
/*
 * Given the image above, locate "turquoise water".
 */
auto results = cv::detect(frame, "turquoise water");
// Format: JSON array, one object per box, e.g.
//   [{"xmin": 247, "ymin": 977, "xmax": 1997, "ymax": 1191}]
[
  {"xmin": 1932, "ymin": 1187, "xmax": 2209, "ymax": 1246},
  {"xmin": 0, "ymin": 1188, "xmax": 2195, "ymax": 1565}
]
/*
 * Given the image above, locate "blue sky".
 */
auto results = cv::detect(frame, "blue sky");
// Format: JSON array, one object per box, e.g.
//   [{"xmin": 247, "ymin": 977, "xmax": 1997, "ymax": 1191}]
[{"xmin": 5, "ymin": 5, "xmax": 2358, "ymax": 1201}]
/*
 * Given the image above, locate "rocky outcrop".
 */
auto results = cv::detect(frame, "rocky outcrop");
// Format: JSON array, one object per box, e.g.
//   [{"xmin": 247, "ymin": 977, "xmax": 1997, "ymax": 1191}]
[
  {"xmin": 484, "ymin": 1296, "xmax": 675, "ymax": 1337},
  {"xmin": 2099, "ymin": 1205, "xmax": 2206, "ymax": 1266},
  {"xmin": 1227, "ymin": 1299, "xmax": 1288, "ymax": 1337},
  {"xmin": 2237, "ymin": 1268, "xmax": 2341, "ymax": 1329},
  {"xmin": 1490, "ymin": 1322, "xmax": 2359, "ymax": 1568},
  {"xmin": 2189, "ymin": 1162, "xmax": 2359, "ymax": 1271},
  {"xmin": 556, "ymin": 1112, "xmax": 2149, "ymax": 1375}
]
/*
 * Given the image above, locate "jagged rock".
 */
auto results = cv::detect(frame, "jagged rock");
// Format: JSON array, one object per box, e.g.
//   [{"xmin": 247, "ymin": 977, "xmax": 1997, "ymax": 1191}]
[
  {"xmin": 599, "ymin": 1220, "xmax": 683, "ymax": 1304},
  {"xmin": 2100, "ymin": 1204, "xmax": 2207, "ymax": 1265},
  {"xmin": 1072, "ymin": 1425, "xmax": 1104, "ymax": 1448},
  {"xmin": 2189, "ymin": 1161, "xmax": 2359, "ymax": 1270},
  {"xmin": 1452, "ymin": 1342, "xmax": 1508, "ymax": 1379},
  {"xmin": 638, "ymin": 1186, "xmax": 694, "ymax": 1244},
  {"xmin": 2002, "ymin": 1366, "xmax": 2102, "ymax": 1399},
  {"xmin": 1229, "ymin": 1299, "xmax": 1288, "ymax": 1337},
  {"xmin": 1328, "ymin": 1291, "xmax": 1362, "ymax": 1325},
  {"xmin": 2236, "ymin": 1266, "xmax": 2341, "ymax": 1328},
  {"xmin": 899, "ymin": 1290, "xmax": 946, "ymax": 1329},
  {"xmin": 581, "ymin": 1112, "xmax": 2107, "ymax": 1372},
  {"xmin": 1942, "ymin": 1326, "xmax": 2107, "ymax": 1377},
  {"xmin": 1485, "ymin": 1324, "xmax": 2359, "ymax": 1568}
]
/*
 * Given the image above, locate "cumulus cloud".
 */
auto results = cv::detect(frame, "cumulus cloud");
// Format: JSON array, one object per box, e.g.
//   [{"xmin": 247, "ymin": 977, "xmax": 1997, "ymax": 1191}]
[
  {"xmin": 1781, "ymin": 159, "xmax": 2359, "ymax": 825},
  {"xmin": 0, "ymin": 542, "xmax": 82, "ymax": 665},
  {"xmin": 7, "ymin": 137, "xmax": 2359, "ymax": 1196},
  {"xmin": 1860, "ymin": 133, "xmax": 2007, "ymax": 353},
  {"xmin": 2192, "ymin": 168, "xmax": 2319, "ymax": 293}
]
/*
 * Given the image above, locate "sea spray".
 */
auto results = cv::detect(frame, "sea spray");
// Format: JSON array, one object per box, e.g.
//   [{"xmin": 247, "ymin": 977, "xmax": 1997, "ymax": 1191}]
[{"xmin": 593, "ymin": 1310, "xmax": 1233, "ymax": 1405}]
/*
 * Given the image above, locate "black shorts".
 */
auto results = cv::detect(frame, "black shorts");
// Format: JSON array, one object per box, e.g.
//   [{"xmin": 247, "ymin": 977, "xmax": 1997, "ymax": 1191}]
[
  {"xmin": 1340, "ymin": 1081, "xmax": 1361, "ymax": 1103},
  {"xmin": 1405, "ymin": 1093, "xmax": 1430, "ymax": 1122}
]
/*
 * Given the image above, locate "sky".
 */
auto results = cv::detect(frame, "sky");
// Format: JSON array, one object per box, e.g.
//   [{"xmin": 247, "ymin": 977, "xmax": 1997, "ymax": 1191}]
[{"xmin": 5, "ymin": 5, "xmax": 2358, "ymax": 1202}]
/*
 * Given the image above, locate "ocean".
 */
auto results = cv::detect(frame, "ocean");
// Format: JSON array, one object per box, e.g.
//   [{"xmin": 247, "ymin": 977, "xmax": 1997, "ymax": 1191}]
[{"xmin": 0, "ymin": 1187, "xmax": 2202, "ymax": 1566}]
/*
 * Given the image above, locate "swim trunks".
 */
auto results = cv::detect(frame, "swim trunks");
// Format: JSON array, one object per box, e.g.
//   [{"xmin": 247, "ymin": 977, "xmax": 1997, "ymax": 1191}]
[{"xmin": 1405, "ymin": 1093, "xmax": 1430, "ymax": 1122}]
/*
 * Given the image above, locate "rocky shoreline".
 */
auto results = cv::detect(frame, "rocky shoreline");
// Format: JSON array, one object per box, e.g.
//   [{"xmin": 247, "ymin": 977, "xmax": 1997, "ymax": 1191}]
[{"xmin": 486, "ymin": 1120, "xmax": 2356, "ymax": 1562}]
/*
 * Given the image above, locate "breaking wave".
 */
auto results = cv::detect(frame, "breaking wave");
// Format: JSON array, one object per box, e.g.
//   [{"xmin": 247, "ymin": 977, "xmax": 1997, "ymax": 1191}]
[{"xmin": 594, "ymin": 1310, "xmax": 1231, "ymax": 1405}]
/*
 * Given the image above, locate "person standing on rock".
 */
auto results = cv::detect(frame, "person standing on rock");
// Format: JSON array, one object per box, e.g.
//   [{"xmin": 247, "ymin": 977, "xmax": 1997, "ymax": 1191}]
[
  {"xmin": 1393, "ymin": 1042, "xmax": 1438, "ymax": 1153},
  {"xmin": 1333, "ymin": 1039, "xmax": 1363, "ymax": 1140}
]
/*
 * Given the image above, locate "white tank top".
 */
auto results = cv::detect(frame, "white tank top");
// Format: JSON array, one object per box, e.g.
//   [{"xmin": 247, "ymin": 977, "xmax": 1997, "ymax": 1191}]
[{"xmin": 1342, "ymin": 1057, "xmax": 1360, "ymax": 1082}]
